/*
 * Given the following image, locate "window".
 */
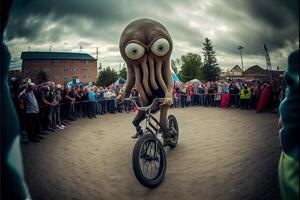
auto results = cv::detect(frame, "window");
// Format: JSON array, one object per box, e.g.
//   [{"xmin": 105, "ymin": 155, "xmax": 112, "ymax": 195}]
[
  {"xmin": 82, "ymin": 67, "xmax": 87, "ymax": 72},
  {"xmin": 64, "ymin": 75, "xmax": 69, "ymax": 79},
  {"xmin": 71, "ymin": 68, "xmax": 78, "ymax": 71},
  {"xmin": 54, "ymin": 68, "xmax": 60, "ymax": 72},
  {"xmin": 54, "ymin": 60, "xmax": 60, "ymax": 64},
  {"xmin": 73, "ymin": 75, "xmax": 78, "ymax": 79},
  {"xmin": 89, "ymin": 67, "xmax": 94, "ymax": 71},
  {"xmin": 64, "ymin": 68, "xmax": 70, "ymax": 71},
  {"xmin": 42, "ymin": 60, "xmax": 48, "ymax": 64},
  {"xmin": 82, "ymin": 75, "xmax": 87, "ymax": 78},
  {"xmin": 88, "ymin": 75, "xmax": 94, "ymax": 78},
  {"xmin": 54, "ymin": 75, "xmax": 60, "ymax": 80}
]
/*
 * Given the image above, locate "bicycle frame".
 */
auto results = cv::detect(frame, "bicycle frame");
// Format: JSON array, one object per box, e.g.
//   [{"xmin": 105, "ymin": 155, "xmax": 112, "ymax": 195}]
[{"xmin": 123, "ymin": 98, "xmax": 165, "ymax": 136}]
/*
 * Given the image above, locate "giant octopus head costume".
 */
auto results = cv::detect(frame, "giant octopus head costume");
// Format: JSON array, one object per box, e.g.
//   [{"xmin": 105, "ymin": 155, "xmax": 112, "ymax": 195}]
[{"xmin": 119, "ymin": 18, "xmax": 173, "ymax": 131}]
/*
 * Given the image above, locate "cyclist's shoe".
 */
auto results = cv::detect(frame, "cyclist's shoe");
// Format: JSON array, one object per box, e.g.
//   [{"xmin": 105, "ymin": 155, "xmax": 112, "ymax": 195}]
[
  {"xmin": 161, "ymin": 128, "xmax": 172, "ymax": 146},
  {"xmin": 132, "ymin": 128, "xmax": 143, "ymax": 139},
  {"xmin": 163, "ymin": 138, "xmax": 171, "ymax": 146}
]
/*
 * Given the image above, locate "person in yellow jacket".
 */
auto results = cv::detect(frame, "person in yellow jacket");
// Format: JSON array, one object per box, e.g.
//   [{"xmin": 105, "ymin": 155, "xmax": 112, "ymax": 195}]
[{"xmin": 240, "ymin": 84, "xmax": 251, "ymax": 109}]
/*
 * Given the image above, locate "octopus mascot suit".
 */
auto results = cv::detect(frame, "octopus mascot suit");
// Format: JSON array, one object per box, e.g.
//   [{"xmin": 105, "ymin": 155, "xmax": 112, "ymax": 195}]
[{"xmin": 118, "ymin": 18, "xmax": 173, "ymax": 138}]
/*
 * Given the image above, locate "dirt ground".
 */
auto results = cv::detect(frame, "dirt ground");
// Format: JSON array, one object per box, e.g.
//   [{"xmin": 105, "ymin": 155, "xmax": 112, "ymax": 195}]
[{"xmin": 22, "ymin": 107, "xmax": 281, "ymax": 200}]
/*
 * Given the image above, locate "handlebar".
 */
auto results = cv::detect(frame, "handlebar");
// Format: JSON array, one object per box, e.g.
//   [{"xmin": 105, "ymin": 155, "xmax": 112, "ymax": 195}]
[{"xmin": 122, "ymin": 98, "xmax": 165, "ymax": 112}]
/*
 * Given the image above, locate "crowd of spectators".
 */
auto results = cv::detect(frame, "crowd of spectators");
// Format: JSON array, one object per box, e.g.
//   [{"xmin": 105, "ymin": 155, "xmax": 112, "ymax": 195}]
[
  {"xmin": 9, "ymin": 77, "xmax": 284, "ymax": 143},
  {"xmin": 172, "ymin": 80, "xmax": 285, "ymax": 112}
]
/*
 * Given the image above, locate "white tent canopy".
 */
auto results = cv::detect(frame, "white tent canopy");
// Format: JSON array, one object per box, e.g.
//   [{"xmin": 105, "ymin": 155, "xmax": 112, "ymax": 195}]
[{"xmin": 186, "ymin": 78, "xmax": 201, "ymax": 84}]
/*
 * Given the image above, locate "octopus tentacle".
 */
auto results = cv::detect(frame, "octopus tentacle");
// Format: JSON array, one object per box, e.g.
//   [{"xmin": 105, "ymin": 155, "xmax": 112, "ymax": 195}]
[
  {"xmin": 133, "ymin": 65, "xmax": 149, "ymax": 105},
  {"xmin": 141, "ymin": 58, "xmax": 153, "ymax": 97},
  {"xmin": 155, "ymin": 59, "xmax": 168, "ymax": 95},
  {"xmin": 123, "ymin": 64, "xmax": 135, "ymax": 97},
  {"xmin": 148, "ymin": 57, "xmax": 158, "ymax": 90},
  {"xmin": 162, "ymin": 59, "xmax": 173, "ymax": 94}
]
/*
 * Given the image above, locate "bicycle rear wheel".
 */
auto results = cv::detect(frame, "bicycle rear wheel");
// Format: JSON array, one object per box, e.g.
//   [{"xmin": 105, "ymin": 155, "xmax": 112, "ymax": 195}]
[{"xmin": 132, "ymin": 131, "xmax": 166, "ymax": 188}]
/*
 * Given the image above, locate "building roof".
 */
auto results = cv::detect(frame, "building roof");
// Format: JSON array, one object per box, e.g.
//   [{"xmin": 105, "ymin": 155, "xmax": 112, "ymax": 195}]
[
  {"xmin": 230, "ymin": 65, "xmax": 242, "ymax": 72},
  {"xmin": 243, "ymin": 65, "xmax": 267, "ymax": 75},
  {"xmin": 21, "ymin": 51, "xmax": 96, "ymax": 60}
]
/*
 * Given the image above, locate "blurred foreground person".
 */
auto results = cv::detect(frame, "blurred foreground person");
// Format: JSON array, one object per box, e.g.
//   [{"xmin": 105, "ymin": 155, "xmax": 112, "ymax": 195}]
[
  {"xmin": 1, "ymin": 1, "xmax": 31, "ymax": 198},
  {"xmin": 278, "ymin": 50, "xmax": 299, "ymax": 200}
]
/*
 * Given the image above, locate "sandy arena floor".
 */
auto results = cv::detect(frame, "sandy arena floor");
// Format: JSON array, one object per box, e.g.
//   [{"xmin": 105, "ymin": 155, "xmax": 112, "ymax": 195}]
[{"xmin": 22, "ymin": 107, "xmax": 281, "ymax": 200}]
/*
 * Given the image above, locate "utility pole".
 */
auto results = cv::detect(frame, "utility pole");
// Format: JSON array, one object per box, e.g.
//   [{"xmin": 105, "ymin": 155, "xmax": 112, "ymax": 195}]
[
  {"xmin": 96, "ymin": 47, "xmax": 99, "ymax": 60},
  {"xmin": 264, "ymin": 44, "xmax": 272, "ymax": 80},
  {"xmin": 49, "ymin": 45, "xmax": 52, "ymax": 52},
  {"xmin": 96, "ymin": 47, "xmax": 99, "ymax": 78},
  {"xmin": 79, "ymin": 46, "xmax": 82, "ymax": 52},
  {"xmin": 238, "ymin": 46, "xmax": 244, "ymax": 72},
  {"xmin": 28, "ymin": 46, "xmax": 31, "ymax": 51}
]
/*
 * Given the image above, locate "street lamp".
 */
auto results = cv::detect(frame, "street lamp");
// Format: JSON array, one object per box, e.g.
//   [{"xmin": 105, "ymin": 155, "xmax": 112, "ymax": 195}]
[{"xmin": 238, "ymin": 46, "xmax": 244, "ymax": 72}]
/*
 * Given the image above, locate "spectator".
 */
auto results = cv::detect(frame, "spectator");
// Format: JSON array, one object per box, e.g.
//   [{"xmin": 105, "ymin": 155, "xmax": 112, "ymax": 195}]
[
  {"xmin": 53, "ymin": 84, "xmax": 65, "ymax": 129},
  {"xmin": 221, "ymin": 83, "xmax": 230, "ymax": 108},
  {"xmin": 88, "ymin": 87, "xmax": 97, "ymax": 118},
  {"xmin": 180, "ymin": 84, "xmax": 187, "ymax": 108},
  {"xmin": 19, "ymin": 83, "xmax": 43, "ymax": 142},
  {"xmin": 240, "ymin": 84, "xmax": 251, "ymax": 109}
]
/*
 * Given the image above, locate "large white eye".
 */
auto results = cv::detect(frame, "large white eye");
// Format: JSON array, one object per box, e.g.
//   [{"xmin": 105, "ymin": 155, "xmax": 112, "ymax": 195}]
[
  {"xmin": 125, "ymin": 43, "xmax": 145, "ymax": 60},
  {"xmin": 151, "ymin": 38, "xmax": 170, "ymax": 56}
]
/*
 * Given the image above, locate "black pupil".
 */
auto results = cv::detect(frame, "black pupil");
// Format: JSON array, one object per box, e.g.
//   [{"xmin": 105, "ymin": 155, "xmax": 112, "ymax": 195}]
[
  {"xmin": 158, "ymin": 45, "xmax": 163, "ymax": 51},
  {"xmin": 132, "ymin": 49, "xmax": 137, "ymax": 54}
]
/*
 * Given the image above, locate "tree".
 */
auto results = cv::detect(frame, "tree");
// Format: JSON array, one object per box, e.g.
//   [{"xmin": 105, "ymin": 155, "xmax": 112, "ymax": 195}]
[
  {"xmin": 96, "ymin": 67, "xmax": 118, "ymax": 87},
  {"xmin": 177, "ymin": 53, "xmax": 203, "ymax": 82},
  {"xmin": 119, "ymin": 67, "xmax": 127, "ymax": 80},
  {"xmin": 202, "ymin": 38, "xmax": 221, "ymax": 81},
  {"xmin": 98, "ymin": 62, "xmax": 103, "ymax": 71},
  {"xmin": 171, "ymin": 58, "xmax": 182, "ymax": 74}
]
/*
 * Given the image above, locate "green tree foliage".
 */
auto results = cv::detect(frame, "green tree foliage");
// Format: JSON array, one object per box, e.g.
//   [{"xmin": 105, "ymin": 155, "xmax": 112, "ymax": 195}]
[
  {"xmin": 96, "ymin": 67, "xmax": 118, "ymax": 87},
  {"xmin": 177, "ymin": 53, "xmax": 203, "ymax": 82},
  {"xmin": 119, "ymin": 67, "xmax": 127, "ymax": 80},
  {"xmin": 98, "ymin": 62, "xmax": 103, "ymax": 71},
  {"xmin": 202, "ymin": 38, "xmax": 221, "ymax": 81}
]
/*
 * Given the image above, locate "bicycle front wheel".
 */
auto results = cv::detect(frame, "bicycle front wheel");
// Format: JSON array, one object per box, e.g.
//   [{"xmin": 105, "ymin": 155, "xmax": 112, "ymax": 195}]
[{"xmin": 132, "ymin": 132, "xmax": 166, "ymax": 188}]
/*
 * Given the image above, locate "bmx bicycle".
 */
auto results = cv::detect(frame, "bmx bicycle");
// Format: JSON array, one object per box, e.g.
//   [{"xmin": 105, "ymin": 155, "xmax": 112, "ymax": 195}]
[{"xmin": 123, "ymin": 98, "xmax": 179, "ymax": 188}]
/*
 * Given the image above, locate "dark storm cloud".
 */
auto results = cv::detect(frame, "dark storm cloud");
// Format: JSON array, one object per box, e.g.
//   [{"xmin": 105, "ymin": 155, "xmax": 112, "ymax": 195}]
[
  {"xmin": 205, "ymin": 0, "xmax": 299, "ymax": 55},
  {"xmin": 245, "ymin": 0, "xmax": 299, "ymax": 29},
  {"xmin": 4, "ymin": 0, "xmax": 299, "ymax": 69}
]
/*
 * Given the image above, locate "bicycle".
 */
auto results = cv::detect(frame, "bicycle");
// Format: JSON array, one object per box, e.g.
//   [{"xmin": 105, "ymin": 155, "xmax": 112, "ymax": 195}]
[{"xmin": 123, "ymin": 98, "xmax": 179, "ymax": 188}]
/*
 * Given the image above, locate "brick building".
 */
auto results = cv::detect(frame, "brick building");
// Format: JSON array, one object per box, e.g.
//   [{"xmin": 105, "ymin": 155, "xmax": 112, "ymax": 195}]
[{"xmin": 21, "ymin": 51, "xmax": 97, "ymax": 84}]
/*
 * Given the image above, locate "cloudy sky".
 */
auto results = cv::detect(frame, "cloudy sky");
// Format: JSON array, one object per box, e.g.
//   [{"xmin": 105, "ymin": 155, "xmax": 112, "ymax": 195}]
[{"xmin": 4, "ymin": 0, "xmax": 299, "ymax": 71}]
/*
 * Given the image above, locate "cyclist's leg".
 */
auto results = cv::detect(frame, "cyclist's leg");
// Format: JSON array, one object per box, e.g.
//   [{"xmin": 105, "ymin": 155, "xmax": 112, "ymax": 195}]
[
  {"xmin": 132, "ymin": 110, "xmax": 146, "ymax": 138},
  {"xmin": 159, "ymin": 105, "xmax": 168, "ymax": 128},
  {"xmin": 159, "ymin": 105, "xmax": 172, "ymax": 145}
]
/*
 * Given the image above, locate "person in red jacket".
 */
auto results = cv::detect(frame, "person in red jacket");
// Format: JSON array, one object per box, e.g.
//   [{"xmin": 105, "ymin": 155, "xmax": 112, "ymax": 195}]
[{"xmin": 256, "ymin": 83, "xmax": 271, "ymax": 113}]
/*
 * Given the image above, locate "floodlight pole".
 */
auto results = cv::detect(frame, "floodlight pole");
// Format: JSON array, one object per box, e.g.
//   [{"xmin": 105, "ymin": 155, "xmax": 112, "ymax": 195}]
[{"xmin": 238, "ymin": 46, "xmax": 244, "ymax": 72}]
